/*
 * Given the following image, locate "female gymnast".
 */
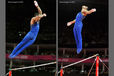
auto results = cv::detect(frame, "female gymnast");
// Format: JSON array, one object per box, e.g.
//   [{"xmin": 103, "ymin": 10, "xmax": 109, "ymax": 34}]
[
  {"xmin": 67, "ymin": 6, "xmax": 96, "ymax": 54},
  {"xmin": 9, "ymin": 0, "xmax": 46, "ymax": 58}
]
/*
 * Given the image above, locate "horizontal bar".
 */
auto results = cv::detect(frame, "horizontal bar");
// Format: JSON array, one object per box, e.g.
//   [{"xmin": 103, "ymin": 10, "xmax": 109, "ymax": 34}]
[
  {"xmin": 10, "ymin": 62, "xmax": 56, "ymax": 71},
  {"xmin": 62, "ymin": 54, "xmax": 98, "ymax": 69}
]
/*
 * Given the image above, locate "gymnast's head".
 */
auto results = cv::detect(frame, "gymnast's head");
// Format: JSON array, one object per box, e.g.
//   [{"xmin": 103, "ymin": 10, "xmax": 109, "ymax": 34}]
[{"xmin": 82, "ymin": 5, "xmax": 88, "ymax": 10}]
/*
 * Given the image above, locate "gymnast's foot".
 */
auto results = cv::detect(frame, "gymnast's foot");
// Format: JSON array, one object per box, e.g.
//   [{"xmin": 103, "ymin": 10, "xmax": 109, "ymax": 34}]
[
  {"xmin": 77, "ymin": 48, "xmax": 82, "ymax": 54},
  {"xmin": 9, "ymin": 55, "xmax": 16, "ymax": 59},
  {"xmin": 9, "ymin": 53, "xmax": 13, "ymax": 57}
]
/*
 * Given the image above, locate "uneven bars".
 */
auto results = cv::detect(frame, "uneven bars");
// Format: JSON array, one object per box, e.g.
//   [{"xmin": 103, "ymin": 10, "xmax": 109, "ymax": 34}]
[
  {"xmin": 10, "ymin": 61, "xmax": 56, "ymax": 71},
  {"xmin": 62, "ymin": 54, "xmax": 99, "ymax": 69}
]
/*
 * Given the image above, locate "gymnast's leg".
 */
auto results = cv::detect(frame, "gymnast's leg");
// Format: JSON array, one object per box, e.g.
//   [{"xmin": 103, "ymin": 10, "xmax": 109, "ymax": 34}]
[
  {"xmin": 76, "ymin": 26, "xmax": 82, "ymax": 54},
  {"xmin": 10, "ymin": 39, "xmax": 35, "ymax": 58},
  {"xmin": 9, "ymin": 33, "xmax": 32, "ymax": 58},
  {"xmin": 73, "ymin": 28, "xmax": 79, "ymax": 51}
]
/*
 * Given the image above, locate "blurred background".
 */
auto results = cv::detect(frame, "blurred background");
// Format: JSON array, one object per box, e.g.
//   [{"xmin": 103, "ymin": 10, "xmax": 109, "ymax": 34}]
[
  {"xmin": 6, "ymin": 0, "xmax": 56, "ymax": 76},
  {"xmin": 58, "ymin": 0, "xmax": 108, "ymax": 76}
]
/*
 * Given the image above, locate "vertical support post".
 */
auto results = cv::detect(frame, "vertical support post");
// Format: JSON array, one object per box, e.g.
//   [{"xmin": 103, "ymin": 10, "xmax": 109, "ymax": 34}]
[
  {"xmin": 33, "ymin": 61, "xmax": 36, "ymax": 70},
  {"xmin": 63, "ymin": 49, "xmax": 65, "ymax": 57},
  {"xmin": 96, "ymin": 56, "xmax": 99, "ymax": 76},
  {"xmin": 102, "ymin": 64, "xmax": 105, "ymax": 73},
  {"xmin": 81, "ymin": 64, "xmax": 84, "ymax": 73},
  {"xmin": 60, "ymin": 69, "xmax": 63, "ymax": 76},
  {"xmin": 104, "ymin": 49, "xmax": 107, "ymax": 58},
  {"xmin": 83, "ymin": 49, "xmax": 86, "ymax": 58},
  {"xmin": 55, "ymin": 71, "xmax": 57, "ymax": 76},
  {"xmin": 9, "ymin": 59, "xmax": 13, "ymax": 69},
  {"xmin": 37, "ymin": 45, "xmax": 39, "ymax": 55}
]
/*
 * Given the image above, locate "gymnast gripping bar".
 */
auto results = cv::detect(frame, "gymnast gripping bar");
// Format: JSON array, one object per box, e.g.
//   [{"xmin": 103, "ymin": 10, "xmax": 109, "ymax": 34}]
[
  {"xmin": 62, "ymin": 54, "xmax": 99, "ymax": 69},
  {"xmin": 10, "ymin": 61, "xmax": 56, "ymax": 71}
]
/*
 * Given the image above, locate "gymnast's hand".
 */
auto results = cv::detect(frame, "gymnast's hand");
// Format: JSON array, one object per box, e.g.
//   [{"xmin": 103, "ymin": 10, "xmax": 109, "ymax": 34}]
[
  {"xmin": 91, "ymin": 8, "xmax": 96, "ymax": 12},
  {"xmin": 34, "ymin": 0, "xmax": 38, "ymax": 7},
  {"xmin": 67, "ymin": 22, "xmax": 72, "ymax": 26},
  {"xmin": 42, "ymin": 13, "xmax": 47, "ymax": 17},
  {"xmin": 67, "ymin": 20, "xmax": 75, "ymax": 26}
]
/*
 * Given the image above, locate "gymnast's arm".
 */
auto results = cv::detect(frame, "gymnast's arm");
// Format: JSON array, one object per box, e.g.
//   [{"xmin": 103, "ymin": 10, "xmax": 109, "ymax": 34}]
[
  {"xmin": 81, "ymin": 8, "xmax": 96, "ymax": 16},
  {"xmin": 67, "ymin": 19, "xmax": 76, "ymax": 26},
  {"xmin": 30, "ymin": 1, "xmax": 46, "ymax": 25},
  {"xmin": 34, "ymin": 0, "xmax": 42, "ymax": 15}
]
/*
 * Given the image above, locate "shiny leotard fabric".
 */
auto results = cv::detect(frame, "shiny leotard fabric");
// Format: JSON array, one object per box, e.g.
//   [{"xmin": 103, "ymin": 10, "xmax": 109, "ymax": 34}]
[
  {"xmin": 73, "ymin": 12, "xmax": 85, "ymax": 54},
  {"xmin": 9, "ymin": 22, "xmax": 39, "ymax": 58}
]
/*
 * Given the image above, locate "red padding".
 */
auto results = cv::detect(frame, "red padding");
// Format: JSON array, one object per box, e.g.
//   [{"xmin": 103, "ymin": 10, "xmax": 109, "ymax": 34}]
[
  {"xmin": 9, "ymin": 71, "xmax": 12, "ymax": 76},
  {"xmin": 96, "ymin": 56, "xmax": 99, "ymax": 76},
  {"xmin": 60, "ymin": 69, "xmax": 63, "ymax": 76}
]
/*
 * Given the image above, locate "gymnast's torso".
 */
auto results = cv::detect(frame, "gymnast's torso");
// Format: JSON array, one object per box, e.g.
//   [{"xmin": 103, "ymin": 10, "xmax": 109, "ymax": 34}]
[
  {"xmin": 74, "ymin": 12, "xmax": 85, "ymax": 28},
  {"xmin": 27, "ymin": 22, "xmax": 40, "ymax": 40}
]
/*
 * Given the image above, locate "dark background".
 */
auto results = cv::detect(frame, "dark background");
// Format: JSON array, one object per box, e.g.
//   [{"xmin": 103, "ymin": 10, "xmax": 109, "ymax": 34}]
[
  {"xmin": 58, "ymin": 0, "xmax": 108, "ymax": 48},
  {"xmin": 6, "ymin": 0, "xmax": 56, "ymax": 44}
]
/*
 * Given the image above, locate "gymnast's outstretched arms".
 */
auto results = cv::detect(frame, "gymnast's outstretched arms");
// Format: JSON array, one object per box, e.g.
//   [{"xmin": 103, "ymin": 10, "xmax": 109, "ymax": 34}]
[
  {"xmin": 67, "ymin": 5, "xmax": 96, "ymax": 26},
  {"xmin": 30, "ymin": 0, "xmax": 47, "ymax": 25}
]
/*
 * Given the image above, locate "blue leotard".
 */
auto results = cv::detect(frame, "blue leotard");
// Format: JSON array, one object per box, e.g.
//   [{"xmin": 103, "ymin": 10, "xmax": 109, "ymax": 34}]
[
  {"xmin": 9, "ymin": 22, "xmax": 39, "ymax": 58},
  {"xmin": 73, "ymin": 12, "xmax": 85, "ymax": 54}
]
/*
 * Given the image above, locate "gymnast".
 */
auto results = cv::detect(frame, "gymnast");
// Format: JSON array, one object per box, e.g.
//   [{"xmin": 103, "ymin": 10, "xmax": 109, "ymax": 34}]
[
  {"xmin": 9, "ymin": 0, "xmax": 46, "ymax": 58},
  {"xmin": 67, "ymin": 6, "xmax": 96, "ymax": 54}
]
